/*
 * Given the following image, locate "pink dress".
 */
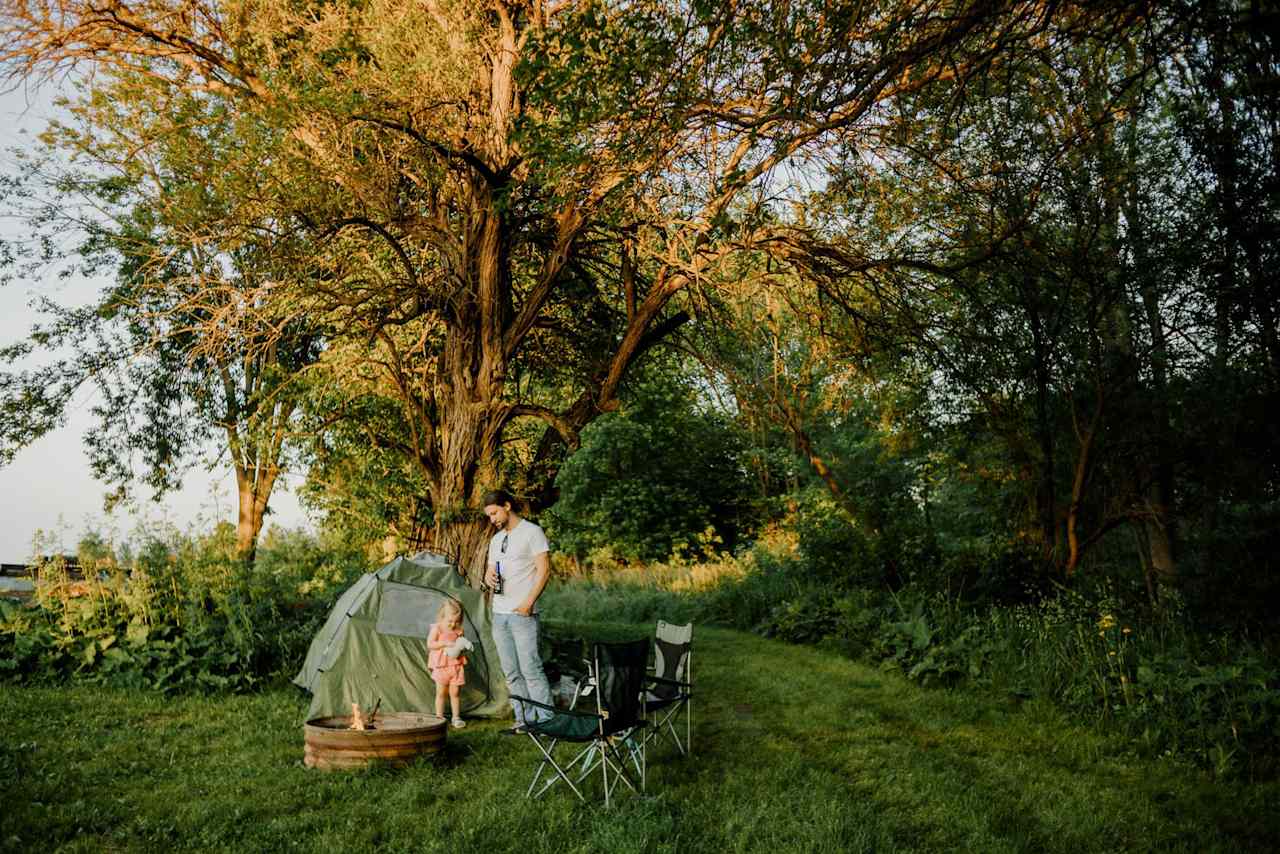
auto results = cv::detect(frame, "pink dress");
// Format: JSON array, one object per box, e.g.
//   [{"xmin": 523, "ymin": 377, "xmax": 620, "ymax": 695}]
[{"xmin": 429, "ymin": 622, "xmax": 467, "ymax": 687}]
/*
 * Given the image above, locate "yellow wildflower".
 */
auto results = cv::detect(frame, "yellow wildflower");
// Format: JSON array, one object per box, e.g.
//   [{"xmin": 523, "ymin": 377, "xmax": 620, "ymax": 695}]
[{"xmin": 1098, "ymin": 614, "xmax": 1116, "ymax": 631}]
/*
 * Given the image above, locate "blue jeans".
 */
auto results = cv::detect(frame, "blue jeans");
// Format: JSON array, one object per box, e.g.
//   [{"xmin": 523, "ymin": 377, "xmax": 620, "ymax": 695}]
[{"xmin": 492, "ymin": 613, "xmax": 552, "ymax": 723}]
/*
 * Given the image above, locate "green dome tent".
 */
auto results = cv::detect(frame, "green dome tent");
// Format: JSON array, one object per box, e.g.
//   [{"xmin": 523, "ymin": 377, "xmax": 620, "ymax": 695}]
[{"xmin": 293, "ymin": 551, "xmax": 509, "ymax": 721}]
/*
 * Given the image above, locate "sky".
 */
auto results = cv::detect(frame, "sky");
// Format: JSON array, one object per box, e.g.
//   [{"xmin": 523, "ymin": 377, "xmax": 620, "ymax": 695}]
[{"xmin": 0, "ymin": 83, "xmax": 311, "ymax": 565}]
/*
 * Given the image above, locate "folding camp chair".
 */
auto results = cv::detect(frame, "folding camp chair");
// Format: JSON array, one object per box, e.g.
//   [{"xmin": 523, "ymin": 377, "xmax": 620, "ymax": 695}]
[
  {"xmin": 643, "ymin": 621, "xmax": 693, "ymax": 755},
  {"xmin": 511, "ymin": 639, "xmax": 649, "ymax": 806}
]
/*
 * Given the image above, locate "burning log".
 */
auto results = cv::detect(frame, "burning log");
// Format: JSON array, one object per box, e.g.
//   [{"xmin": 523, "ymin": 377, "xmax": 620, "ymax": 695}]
[{"xmin": 349, "ymin": 698, "xmax": 382, "ymax": 731}]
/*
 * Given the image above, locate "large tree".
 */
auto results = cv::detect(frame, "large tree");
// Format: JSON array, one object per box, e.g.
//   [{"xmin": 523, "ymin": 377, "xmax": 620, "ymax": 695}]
[
  {"xmin": 1, "ymin": 0, "xmax": 1140, "ymax": 575},
  {"xmin": 0, "ymin": 84, "xmax": 318, "ymax": 563},
  {"xmin": 751, "ymin": 1, "xmax": 1280, "ymax": 603}
]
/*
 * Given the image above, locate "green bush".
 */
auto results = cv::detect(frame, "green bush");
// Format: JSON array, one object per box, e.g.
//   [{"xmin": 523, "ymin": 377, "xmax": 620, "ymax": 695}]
[
  {"xmin": 546, "ymin": 376, "xmax": 757, "ymax": 562},
  {"xmin": 0, "ymin": 593, "xmax": 264, "ymax": 693},
  {"xmin": 0, "ymin": 526, "xmax": 361, "ymax": 694},
  {"xmin": 757, "ymin": 587, "xmax": 840, "ymax": 644},
  {"xmin": 786, "ymin": 494, "xmax": 872, "ymax": 589}
]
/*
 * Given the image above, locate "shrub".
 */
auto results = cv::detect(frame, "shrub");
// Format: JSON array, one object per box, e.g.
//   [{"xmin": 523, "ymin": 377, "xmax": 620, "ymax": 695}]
[
  {"xmin": 0, "ymin": 526, "xmax": 362, "ymax": 693},
  {"xmin": 757, "ymin": 587, "xmax": 840, "ymax": 644},
  {"xmin": 850, "ymin": 586, "xmax": 1280, "ymax": 780},
  {"xmin": 545, "ymin": 376, "xmax": 757, "ymax": 562},
  {"xmin": 546, "ymin": 541, "xmax": 1279, "ymax": 780}
]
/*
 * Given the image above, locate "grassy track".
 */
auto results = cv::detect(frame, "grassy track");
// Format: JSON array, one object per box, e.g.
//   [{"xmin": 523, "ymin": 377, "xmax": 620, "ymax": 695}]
[{"xmin": 2, "ymin": 623, "xmax": 1275, "ymax": 853}]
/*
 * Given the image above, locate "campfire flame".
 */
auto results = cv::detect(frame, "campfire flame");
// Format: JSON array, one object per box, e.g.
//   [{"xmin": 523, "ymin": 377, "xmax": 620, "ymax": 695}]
[{"xmin": 349, "ymin": 698, "xmax": 381, "ymax": 730}]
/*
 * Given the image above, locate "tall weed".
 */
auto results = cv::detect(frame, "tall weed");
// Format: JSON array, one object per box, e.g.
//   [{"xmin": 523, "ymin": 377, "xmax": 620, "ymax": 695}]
[{"xmin": 0, "ymin": 524, "xmax": 361, "ymax": 692}]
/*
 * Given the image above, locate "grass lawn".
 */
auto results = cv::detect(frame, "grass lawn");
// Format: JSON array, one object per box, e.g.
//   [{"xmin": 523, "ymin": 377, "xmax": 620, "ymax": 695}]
[{"xmin": 2, "ymin": 623, "xmax": 1275, "ymax": 853}]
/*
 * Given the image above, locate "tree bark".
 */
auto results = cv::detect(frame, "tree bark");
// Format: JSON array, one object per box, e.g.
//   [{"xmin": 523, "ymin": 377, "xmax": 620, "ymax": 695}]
[
  {"xmin": 231, "ymin": 433, "xmax": 284, "ymax": 567},
  {"xmin": 234, "ymin": 469, "xmax": 274, "ymax": 565},
  {"xmin": 222, "ymin": 362, "xmax": 294, "ymax": 565},
  {"xmin": 1064, "ymin": 389, "xmax": 1101, "ymax": 578},
  {"xmin": 1024, "ymin": 277, "xmax": 1060, "ymax": 566}
]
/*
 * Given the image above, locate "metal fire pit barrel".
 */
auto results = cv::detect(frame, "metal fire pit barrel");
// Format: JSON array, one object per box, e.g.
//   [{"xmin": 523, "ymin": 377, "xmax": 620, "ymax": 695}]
[{"xmin": 304, "ymin": 712, "xmax": 447, "ymax": 770}]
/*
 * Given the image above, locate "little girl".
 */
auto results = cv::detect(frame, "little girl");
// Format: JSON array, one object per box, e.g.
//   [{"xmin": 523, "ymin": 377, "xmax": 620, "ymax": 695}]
[{"xmin": 427, "ymin": 599, "xmax": 468, "ymax": 728}]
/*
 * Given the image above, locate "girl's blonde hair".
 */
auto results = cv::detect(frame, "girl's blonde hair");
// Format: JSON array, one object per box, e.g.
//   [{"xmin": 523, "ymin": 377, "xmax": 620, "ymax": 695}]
[{"xmin": 435, "ymin": 598, "xmax": 463, "ymax": 626}]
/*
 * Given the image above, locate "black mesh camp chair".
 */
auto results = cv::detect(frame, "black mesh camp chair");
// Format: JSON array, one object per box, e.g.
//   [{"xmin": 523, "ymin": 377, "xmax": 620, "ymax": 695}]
[
  {"xmin": 511, "ymin": 638, "xmax": 649, "ymax": 806},
  {"xmin": 643, "ymin": 621, "xmax": 693, "ymax": 755}
]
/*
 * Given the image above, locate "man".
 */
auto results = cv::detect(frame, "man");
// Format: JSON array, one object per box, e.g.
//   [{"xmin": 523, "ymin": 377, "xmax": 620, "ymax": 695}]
[{"xmin": 482, "ymin": 488, "xmax": 553, "ymax": 731}]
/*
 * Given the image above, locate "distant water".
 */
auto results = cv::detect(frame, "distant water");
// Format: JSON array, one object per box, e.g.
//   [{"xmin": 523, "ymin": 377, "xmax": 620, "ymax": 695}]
[{"xmin": 0, "ymin": 577, "xmax": 33, "ymax": 593}]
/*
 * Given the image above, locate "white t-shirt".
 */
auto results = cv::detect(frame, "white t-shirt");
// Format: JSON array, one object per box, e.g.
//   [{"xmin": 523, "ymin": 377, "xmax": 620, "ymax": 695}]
[{"xmin": 488, "ymin": 518, "xmax": 550, "ymax": 615}]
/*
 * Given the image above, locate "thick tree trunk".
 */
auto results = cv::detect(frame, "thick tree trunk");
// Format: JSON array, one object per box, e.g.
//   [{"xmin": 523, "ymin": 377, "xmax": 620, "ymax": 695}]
[
  {"xmin": 1142, "ymin": 512, "xmax": 1176, "ymax": 590},
  {"xmin": 417, "ymin": 353, "xmax": 506, "ymax": 583},
  {"xmin": 402, "ymin": 179, "xmax": 512, "ymax": 584},
  {"xmin": 235, "ymin": 485, "xmax": 263, "ymax": 563},
  {"xmin": 433, "ymin": 514, "xmax": 493, "ymax": 587},
  {"xmin": 234, "ymin": 462, "xmax": 279, "ymax": 566},
  {"xmin": 425, "ymin": 376, "xmax": 501, "ymax": 578},
  {"xmin": 225, "ymin": 399, "xmax": 290, "ymax": 566}
]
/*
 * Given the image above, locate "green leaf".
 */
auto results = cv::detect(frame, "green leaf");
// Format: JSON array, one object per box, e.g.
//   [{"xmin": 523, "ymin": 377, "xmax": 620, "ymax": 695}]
[{"xmin": 126, "ymin": 621, "xmax": 150, "ymax": 646}]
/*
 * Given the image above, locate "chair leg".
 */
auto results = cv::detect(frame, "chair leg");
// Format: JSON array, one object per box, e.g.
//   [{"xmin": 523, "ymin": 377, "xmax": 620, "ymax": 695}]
[
  {"xmin": 529, "ymin": 737, "xmax": 639, "ymax": 805},
  {"xmin": 573, "ymin": 744, "xmax": 602, "ymax": 783},
  {"xmin": 665, "ymin": 705, "xmax": 688, "ymax": 756},
  {"xmin": 600, "ymin": 739, "xmax": 610, "ymax": 809},
  {"xmin": 526, "ymin": 738, "xmax": 552, "ymax": 798},
  {"xmin": 525, "ymin": 736, "xmax": 590, "ymax": 802},
  {"xmin": 642, "ymin": 701, "xmax": 691, "ymax": 756},
  {"xmin": 668, "ymin": 719, "xmax": 686, "ymax": 755},
  {"xmin": 526, "ymin": 732, "xmax": 566, "ymax": 798},
  {"xmin": 616, "ymin": 730, "xmax": 645, "ymax": 790},
  {"xmin": 600, "ymin": 738, "xmax": 641, "ymax": 805}
]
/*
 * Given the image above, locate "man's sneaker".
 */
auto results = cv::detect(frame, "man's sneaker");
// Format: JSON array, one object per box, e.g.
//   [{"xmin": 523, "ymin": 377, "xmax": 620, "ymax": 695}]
[
  {"xmin": 499, "ymin": 723, "xmax": 527, "ymax": 735},
  {"xmin": 451, "ymin": 718, "xmax": 467, "ymax": 729}
]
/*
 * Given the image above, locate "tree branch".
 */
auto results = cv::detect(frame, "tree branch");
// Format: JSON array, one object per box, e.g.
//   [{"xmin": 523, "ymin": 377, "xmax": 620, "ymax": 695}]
[
  {"xmin": 351, "ymin": 114, "xmax": 509, "ymax": 189},
  {"xmin": 506, "ymin": 403, "xmax": 580, "ymax": 450}
]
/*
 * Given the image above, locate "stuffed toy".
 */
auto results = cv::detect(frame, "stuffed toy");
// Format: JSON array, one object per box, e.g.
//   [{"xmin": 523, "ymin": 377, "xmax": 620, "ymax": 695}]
[{"xmin": 445, "ymin": 636, "xmax": 474, "ymax": 659}]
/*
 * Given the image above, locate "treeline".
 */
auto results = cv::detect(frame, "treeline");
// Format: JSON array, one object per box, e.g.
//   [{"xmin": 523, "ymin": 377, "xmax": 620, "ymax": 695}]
[
  {"xmin": 0, "ymin": 0, "xmax": 1275, "ymax": 715},
  {"xmin": 547, "ymin": 1, "xmax": 1280, "ymax": 629}
]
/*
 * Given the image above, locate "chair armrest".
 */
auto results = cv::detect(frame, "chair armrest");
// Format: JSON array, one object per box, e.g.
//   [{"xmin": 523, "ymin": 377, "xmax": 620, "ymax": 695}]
[
  {"xmin": 510, "ymin": 694, "xmax": 602, "ymax": 721},
  {"xmin": 645, "ymin": 675, "xmax": 691, "ymax": 690},
  {"xmin": 570, "ymin": 665, "xmax": 596, "ymax": 698}
]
